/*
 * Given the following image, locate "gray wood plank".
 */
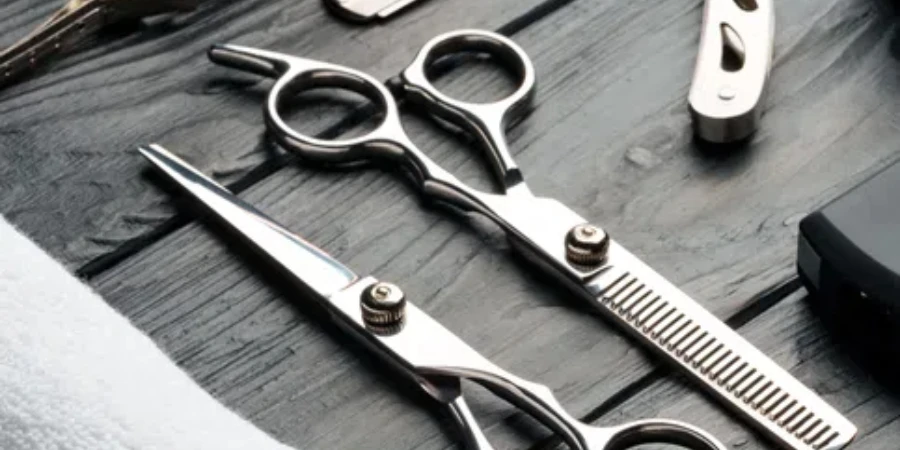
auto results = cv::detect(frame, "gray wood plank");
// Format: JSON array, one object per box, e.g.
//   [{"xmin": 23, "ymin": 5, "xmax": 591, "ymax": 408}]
[
  {"xmin": 0, "ymin": 0, "xmax": 554, "ymax": 270},
  {"xmin": 89, "ymin": 0, "xmax": 900, "ymax": 448},
  {"xmin": 78, "ymin": 0, "xmax": 900, "ymax": 448},
  {"xmin": 576, "ymin": 290, "xmax": 893, "ymax": 450}
]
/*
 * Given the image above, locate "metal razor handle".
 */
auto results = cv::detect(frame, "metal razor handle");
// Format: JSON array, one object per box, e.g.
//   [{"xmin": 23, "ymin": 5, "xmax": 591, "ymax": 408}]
[
  {"xmin": 688, "ymin": 0, "xmax": 774, "ymax": 143},
  {"xmin": 586, "ymin": 242, "xmax": 856, "ymax": 450},
  {"xmin": 323, "ymin": 0, "xmax": 427, "ymax": 22}
]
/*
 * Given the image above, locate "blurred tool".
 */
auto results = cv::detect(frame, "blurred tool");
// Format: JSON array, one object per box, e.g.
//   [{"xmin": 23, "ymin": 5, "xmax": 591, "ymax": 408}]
[
  {"xmin": 689, "ymin": 0, "xmax": 774, "ymax": 143},
  {"xmin": 798, "ymin": 159, "xmax": 900, "ymax": 370},
  {"xmin": 141, "ymin": 144, "xmax": 727, "ymax": 450},
  {"xmin": 209, "ymin": 29, "xmax": 856, "ymax": 450},
  {"xmin": 0, "ymin": 0, "xmax": 201, "ymax": 90},
  {"xmin": 323, "ymin": 0, "xmax": 426, "ymax": 22}
]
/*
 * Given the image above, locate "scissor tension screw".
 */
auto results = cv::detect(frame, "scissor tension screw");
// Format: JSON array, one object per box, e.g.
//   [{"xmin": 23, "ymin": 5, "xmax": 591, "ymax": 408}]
[
  {"xmin": 566, "ymin": 224, "xmax": 610, "ymax": 267},
  {"xmin": 361, "ymin": 282, "xmax": 407, "ymax": 334}
]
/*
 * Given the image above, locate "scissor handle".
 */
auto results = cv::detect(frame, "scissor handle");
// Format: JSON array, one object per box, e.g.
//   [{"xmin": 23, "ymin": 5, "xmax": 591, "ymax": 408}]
[
  {"xmin": 471, "ymin": 374, "xmax": 727, "ymax": 450},
  {"xmin": 594, "ymin": 418, "xmax": 726, "ymax": 450},
  {"xmin": 209, "ymin": 43, "xmax": 416, "ymax": 165},
  {"xmin": 397, "ymin": 29, "xmax": 536, "ymax": 193},
  {"xmin": 208, "ymin": 30, "xmax": 536, "ymax": 195},
  {"xmin": 426, "ymin": 356, "xmax": 727, "ymax": 450}
]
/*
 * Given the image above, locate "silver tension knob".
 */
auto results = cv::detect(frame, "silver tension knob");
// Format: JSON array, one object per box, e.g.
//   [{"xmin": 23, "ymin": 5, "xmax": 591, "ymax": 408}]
[
  {"xmin": 565, "ymin": 224, "xmax": 610, "ymax": 267},
  {"xmin": 361, "ymin": 282, "xmax": 407, "ymax": 335}
]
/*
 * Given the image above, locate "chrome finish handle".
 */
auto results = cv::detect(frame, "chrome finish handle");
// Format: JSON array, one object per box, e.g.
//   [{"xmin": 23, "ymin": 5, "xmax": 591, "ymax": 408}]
[
  {"xmin": 398, "ymin": 29, "xmax": 536, "ymax": 195},
  {"xmin": 209, "ymin": 44, "xmax": 409, "ymax": 164},
  {"xmin": 472, "ymin": 373, "xmax": 590, "ymax": 449},
  {"xmin": 597, "ymin": 419, "xmax": 726, "ymax": 450},
  {"xmin": 208, "ymin": 43, "xmax": 528, "ymax": 225},
  {"xmin": 457, "ymin": 365, "xmax": 727, "ymax": 450},
  {"xmin": 688, "ymin": 0, "xmax": 774, "ymax": 143},
  {"xmin": 208, "ymin": 44, "xmax": 471, "ymax": 192}
]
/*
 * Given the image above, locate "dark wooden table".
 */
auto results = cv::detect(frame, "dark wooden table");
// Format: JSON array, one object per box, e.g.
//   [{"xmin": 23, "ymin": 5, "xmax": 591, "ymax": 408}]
[{"xmin": 2, "ymin": 0, "xmax": 900, "ymax": 448}]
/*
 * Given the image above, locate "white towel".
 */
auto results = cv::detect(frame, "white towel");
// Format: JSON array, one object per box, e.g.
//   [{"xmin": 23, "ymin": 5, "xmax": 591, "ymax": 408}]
[{"xmin": 0, "ymin": 216, "xmax": 295, "ymax": 450}]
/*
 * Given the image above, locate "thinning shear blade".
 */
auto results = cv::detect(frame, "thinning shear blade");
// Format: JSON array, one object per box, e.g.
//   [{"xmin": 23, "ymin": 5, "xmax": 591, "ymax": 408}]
[{"xmin": 689, "ymin": 0, "xmax": 774, "ymax": 143}]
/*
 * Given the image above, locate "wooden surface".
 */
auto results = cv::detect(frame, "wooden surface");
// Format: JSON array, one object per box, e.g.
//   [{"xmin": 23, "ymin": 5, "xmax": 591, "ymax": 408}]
[{"xmin": 2, "ymin": 0, "xmax": 899, "ymax": 448}]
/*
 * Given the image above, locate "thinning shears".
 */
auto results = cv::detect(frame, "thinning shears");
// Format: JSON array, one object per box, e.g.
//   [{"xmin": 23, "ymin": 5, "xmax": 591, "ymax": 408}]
[
  {"xmin": 140, "ymin": 144, "xmax": 725, "ymax": 450},
  {"xmin": 206, "ymin": 29, "xmax": 854, "ymax": 449}
]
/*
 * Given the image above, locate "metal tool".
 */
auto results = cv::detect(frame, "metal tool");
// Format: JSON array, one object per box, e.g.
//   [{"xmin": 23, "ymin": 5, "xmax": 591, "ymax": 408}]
[
  {"xmin": 207, "ymin": 29, "xmax": 855, "ymax": 449},
  {"xmin": 689, "ymin": 0, "xmax": 775, "ymax": 143},
  {"xmin": 139, "ymin": 143, "xmax": 727, "ymax": 450},
  {"xmin": 0, "ymin": 0, "xmax": 200, "ymax": 90},
  {"xmin": 323, "ymin": 0, "xmax": 426, "ymax": 23}
]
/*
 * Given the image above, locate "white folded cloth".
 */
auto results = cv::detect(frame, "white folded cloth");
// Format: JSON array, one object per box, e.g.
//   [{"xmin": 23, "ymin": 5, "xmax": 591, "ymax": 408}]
[{"xmin": 0, "ymin": 216, "xmax": 295, "ymax": 450}]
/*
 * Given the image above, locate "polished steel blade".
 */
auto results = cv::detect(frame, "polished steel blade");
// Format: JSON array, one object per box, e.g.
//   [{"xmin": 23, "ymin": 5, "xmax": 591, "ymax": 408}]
[{"xmin": 138, "ymin": 144, "xmax": 358, "ymax": 297}]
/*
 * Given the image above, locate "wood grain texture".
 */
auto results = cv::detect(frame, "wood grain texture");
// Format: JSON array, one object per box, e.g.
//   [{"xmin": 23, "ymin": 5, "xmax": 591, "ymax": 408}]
[
  {"xmin": 577, "ymin": 290, "xmax": 896, "ymax": 450},
  {"xmin": 0, "ymin": 0, "xmax": 556, "ymax": 270},
  {"xmin": 5, "ymin": 0, "xmax": 900, "ymax": 448},
  {"xmin": 86, "ymin": 0, "xmax": 900, "ymax": 448}
]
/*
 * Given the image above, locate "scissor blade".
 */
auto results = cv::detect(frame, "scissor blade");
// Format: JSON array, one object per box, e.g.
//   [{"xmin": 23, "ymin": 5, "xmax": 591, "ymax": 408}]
[{"xmin": 138, "ymin": 144, "xmax": 358, "ymax": 298}]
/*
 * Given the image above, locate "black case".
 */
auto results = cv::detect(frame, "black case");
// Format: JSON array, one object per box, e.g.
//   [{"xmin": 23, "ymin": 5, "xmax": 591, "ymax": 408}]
[{"xmin": 798, "ymin": 158, "xmax": 900, "ymax": 369}]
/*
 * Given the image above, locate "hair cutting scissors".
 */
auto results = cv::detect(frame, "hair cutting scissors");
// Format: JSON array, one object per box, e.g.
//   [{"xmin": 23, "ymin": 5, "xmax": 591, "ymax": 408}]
[
  {"xmin": 139, "ymin": 143, "xmax": 726, "ymax": 450},
  {"xmin": 206, "ymin": 29, "xmax": 855, "ymax": 450}
]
